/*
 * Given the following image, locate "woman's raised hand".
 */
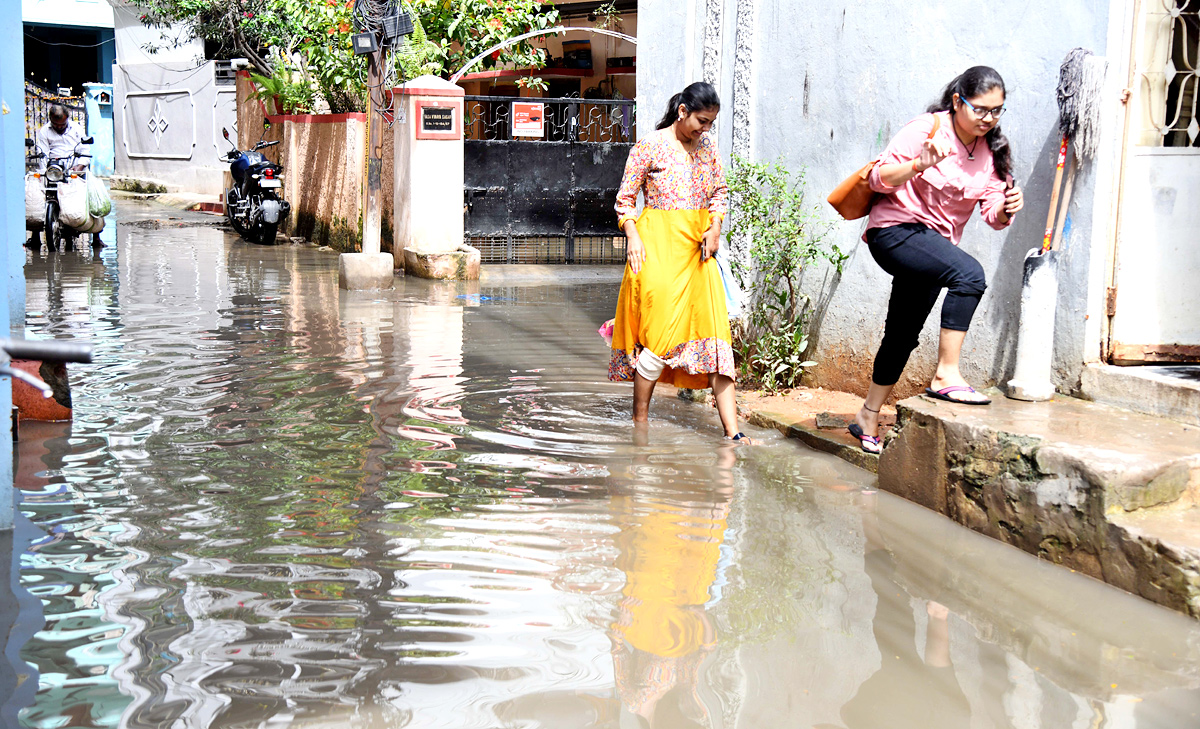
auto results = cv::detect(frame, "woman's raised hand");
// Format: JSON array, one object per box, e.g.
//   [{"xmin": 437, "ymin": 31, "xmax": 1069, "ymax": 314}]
[
  {"xmin": 1003, "ymin": 183, "xmax": 1024, "ymax": 215},
  {"xmin": 915, "ymin": 136, "xmax": 953, "ymax": 172},
  {"xmin": 627, "ymin": 234, "xmax": 646, "ymax": 274}
]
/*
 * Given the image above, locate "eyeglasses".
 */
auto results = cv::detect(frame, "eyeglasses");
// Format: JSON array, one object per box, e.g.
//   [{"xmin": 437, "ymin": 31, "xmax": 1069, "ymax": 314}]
[{"xmin": 958, "ymin": 95, "xmax": 1006, "ymax": 121}]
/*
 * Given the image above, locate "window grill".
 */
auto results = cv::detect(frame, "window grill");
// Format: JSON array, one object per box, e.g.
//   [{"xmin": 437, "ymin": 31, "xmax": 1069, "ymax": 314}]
[
  {"xmin": 1135, "ymin": 0, "xmax": 1200, "ymax": 147},
  {"xmin": 214, "ymin": 60, "xmax": 238, "ymax": 86}
]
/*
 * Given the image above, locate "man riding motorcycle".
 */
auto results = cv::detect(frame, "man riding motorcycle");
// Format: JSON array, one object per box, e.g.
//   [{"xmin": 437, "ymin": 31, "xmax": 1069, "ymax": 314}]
[
  {"xmin": 35, "ymin": 104, "xmax": 88, "ymax": 172},
  {"xmin": 32, "ymin": 104, "xmax": 101, "ymax": 248}
]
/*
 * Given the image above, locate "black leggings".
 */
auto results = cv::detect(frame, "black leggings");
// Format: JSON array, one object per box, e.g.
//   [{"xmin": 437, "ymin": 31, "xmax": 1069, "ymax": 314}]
[{"xmin": 866, "ymin": 223, "xmax": 987, "ymax": 387}]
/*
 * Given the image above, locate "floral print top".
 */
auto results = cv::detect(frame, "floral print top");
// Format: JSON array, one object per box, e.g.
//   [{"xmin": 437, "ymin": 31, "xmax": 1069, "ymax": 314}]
[{"xmin": 614, "ymin": 128, "xmax": 729, "ymax": 231}]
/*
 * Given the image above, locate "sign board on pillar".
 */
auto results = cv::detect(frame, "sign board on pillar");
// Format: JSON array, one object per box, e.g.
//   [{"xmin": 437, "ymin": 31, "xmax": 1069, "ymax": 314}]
[
  {"xmin": 512, "ymin": 102, "xmax": 545, "ymax": 138},
  {"xmin": 416, "ymin": 99, "xmax": 461, "ymax": 140}
]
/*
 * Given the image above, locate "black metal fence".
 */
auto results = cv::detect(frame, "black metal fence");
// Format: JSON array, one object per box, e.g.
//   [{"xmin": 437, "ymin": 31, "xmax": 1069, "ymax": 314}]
[
  {"xmin": 464, "ymin": 95, "xmax": 635, "ymax": 144},
  {"xmin": 464, "ymin": 96, "xmax": 635, "ymax": 264},
  {"xmin": 25, "ymin": 81, "xmax": 86, "ymax": 164}
]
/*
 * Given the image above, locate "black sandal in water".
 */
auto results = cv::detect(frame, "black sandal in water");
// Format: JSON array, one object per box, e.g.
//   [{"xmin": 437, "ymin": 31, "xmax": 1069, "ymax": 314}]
[{"xmin": 724, "ymin": 432, "xmax": 752, "ymax": 444}]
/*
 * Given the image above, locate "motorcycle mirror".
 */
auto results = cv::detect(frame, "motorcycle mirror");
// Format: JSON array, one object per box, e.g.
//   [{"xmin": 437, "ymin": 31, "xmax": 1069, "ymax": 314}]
[
  {"xmin": 222, "ymin": 127, "xmax": 230, "ymax": 140},
  {"xmin": 81, "ymin": 137, "xmax": 94, "ymax": 145},
  {"xmin": 25, "ymin": 138, "xmax": 34, "ymax": 148},
  {"xmin": 263, "ymin": 119, "xmax": 271, "ymax": 130}
]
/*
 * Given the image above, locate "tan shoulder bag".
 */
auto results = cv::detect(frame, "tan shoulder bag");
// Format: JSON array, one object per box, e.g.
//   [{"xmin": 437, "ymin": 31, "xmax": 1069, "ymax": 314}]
[{"xmin": 826, "ymin": 114, "xmax": 941, "ymax": 220}]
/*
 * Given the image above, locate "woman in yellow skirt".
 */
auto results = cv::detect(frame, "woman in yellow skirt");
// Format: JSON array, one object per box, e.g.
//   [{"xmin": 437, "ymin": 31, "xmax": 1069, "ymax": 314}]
[{"xmin": 609, "ymin": 82, "xmax": 747, "ymax": 442}]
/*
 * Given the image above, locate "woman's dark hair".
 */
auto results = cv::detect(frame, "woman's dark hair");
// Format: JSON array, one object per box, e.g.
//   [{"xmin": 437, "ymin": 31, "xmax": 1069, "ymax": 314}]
[
  {"xmin": 928, "ymin": 66, "xmax": 1012, "ymax": 181},
  {"xmin": 656, "ymin": 82, "xmax": 721, "ymax": 130}
]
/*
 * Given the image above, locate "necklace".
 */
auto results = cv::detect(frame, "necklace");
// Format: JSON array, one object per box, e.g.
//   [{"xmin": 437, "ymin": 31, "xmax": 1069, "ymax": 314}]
[{"xmin": 966, "ymin": 136, "xmax": 980, "ymax": 160}]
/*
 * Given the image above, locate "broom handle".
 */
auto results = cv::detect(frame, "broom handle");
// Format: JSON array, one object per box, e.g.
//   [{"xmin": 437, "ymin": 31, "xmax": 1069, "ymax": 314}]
[
  {"xmin": 1051, "ymin": 149, "xmax": 1077, "ymax": 252},
  {"xmin": 1042, "ymin": 136, "xmax": 1069, "ymax": 253}
]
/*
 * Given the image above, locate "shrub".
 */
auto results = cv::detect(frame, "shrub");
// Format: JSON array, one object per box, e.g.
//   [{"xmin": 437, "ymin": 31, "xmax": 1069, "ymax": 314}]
[{"xmin": 725, "ymin": 156, "xmax": 848, "ymax": 393}]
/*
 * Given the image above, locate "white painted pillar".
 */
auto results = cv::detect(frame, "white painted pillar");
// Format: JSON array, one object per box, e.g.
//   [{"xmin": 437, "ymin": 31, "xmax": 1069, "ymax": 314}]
[{"xmin": 1007, "ymin": 250, "xmax": 1059, "ymax": 402}]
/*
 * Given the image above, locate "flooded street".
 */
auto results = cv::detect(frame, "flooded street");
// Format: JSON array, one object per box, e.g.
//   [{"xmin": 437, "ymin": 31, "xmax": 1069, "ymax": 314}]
[{"xmin": 11, "ymin": 202, "xmax": 1200, "ymax": 728}]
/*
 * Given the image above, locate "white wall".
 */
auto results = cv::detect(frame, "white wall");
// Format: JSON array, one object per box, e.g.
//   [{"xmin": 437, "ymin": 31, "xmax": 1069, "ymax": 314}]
[
  {"xmin": 113, "ymin": 61, "xmax": 236, "ymax": 194},
  {"xmin": 22, "ymin": 0, "xmax": 113, "ymax": 27},
  {"xmin": 638, "ymin": 0, "xmax": 1121, "ymax": 396},
  {"xmin": 109, "ymin": 0, "xmax": 204, "ymax": 67}
]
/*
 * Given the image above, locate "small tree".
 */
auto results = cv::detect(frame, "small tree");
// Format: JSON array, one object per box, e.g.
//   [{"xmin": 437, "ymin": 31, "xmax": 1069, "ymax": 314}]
[
  {"xmin": 135, "ymin": 0, "xmax": 559, "ymax": 110},
  {"xmin": 725, "ymin": 156, "xmax": 848, "ymax": 393},
  {"xmin": 411, "ymin": 0, "xmax": 559, "ymax": 82}
]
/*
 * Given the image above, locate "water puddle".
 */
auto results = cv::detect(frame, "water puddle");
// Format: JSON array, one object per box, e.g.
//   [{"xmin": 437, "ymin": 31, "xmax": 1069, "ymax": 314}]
[{"xmin": 11, "ymin": 203, "xmax": 1200, "ymax": 727}]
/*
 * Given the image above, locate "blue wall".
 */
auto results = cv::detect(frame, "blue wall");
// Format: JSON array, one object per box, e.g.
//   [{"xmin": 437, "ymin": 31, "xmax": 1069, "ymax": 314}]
[
  {"xmin": 1, "ymin": 0, "xmax": 21, "ymax": 524},
  {"xmin": 84, "ymin": 83, "xmax": 114, "ymax": 176}
]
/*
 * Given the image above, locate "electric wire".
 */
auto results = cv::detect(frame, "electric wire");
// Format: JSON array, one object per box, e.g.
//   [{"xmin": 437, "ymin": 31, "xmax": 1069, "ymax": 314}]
[{"xmin": 23, "ymin": 32, "xmax": 116, "ymax": 48}]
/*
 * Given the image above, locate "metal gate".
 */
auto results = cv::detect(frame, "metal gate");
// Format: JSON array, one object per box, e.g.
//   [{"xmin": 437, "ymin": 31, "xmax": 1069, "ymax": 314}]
[{"xmin": 463, "ymin": 96, "xmax": 634, "ymax": 264}]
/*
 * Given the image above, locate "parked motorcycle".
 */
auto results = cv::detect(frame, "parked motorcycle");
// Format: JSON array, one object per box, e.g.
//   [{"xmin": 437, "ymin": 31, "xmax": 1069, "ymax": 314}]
[
  {"xmin": 26, "ymin": 136, "xmax": 101, "ymax": 250},
  {"xmin": 221, "ymin": 125, "xmax": 290, "ymax": 245}
]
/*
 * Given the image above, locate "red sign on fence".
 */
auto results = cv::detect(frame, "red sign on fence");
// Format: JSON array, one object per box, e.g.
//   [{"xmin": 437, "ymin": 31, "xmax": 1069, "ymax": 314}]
[{"xmin": 512, "ymin": 102, "xmax": 544, "ymax": 138}]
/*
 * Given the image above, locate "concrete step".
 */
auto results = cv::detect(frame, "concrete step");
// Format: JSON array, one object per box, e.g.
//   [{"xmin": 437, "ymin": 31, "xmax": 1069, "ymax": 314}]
[
  {"xmin": 878, "ymin": 392, "xmax": 1200, "ymax": 618},
  {"xmin": 1082, "ymin": 362, "xmax": 1200, "ymax": 427}
]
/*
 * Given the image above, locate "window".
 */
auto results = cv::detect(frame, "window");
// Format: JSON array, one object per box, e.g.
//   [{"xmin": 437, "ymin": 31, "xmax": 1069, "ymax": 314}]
[{"xmin": 1136, "ymin": 0, "xmax": 1200, "ymax": 147}]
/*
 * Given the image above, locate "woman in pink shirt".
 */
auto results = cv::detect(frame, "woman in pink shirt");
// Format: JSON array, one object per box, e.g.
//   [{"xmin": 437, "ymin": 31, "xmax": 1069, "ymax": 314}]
[{"xmin": 849, "ymin": 66, "xmax": 1025, "ymax": 454}]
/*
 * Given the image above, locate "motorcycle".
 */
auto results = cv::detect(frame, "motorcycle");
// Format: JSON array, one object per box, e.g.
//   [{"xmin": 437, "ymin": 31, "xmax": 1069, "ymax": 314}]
[
  {"xmin": 26, "ymin": 136, "xmax": 101, "ymax": 251},
  {"xmin": 221, "ymin": 124, "xmax": 290, "ymax": 245}
]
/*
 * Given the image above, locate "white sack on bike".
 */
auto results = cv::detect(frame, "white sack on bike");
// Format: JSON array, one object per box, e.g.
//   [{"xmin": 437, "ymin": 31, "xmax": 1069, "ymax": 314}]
[
  {"xmin": 57, "ymin": 177, "xmax": 89, "ymax": 229},
  {"xmin": 25, "ymin": 175, "xmax": 43, "ymax": 226},
  {"xmin": 76, "ymin": 214, "xmax": 105, "ymax": 234},
  {"xmin": 86, "ymin": 175, "xmax": 112, "ymax": 218}
]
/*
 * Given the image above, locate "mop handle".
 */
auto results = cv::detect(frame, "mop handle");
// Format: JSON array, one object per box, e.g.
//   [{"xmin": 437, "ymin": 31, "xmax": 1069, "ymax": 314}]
[{"xmin": 1042, "ymin": 136, "xmax": 1069, "ymax": 253}]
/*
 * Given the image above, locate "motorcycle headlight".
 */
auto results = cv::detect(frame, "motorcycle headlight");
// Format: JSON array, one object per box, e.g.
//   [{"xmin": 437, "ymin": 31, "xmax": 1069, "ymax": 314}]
[{"xmin": 46, "ymin": 167, "xmax": 64, "ymax": 182}]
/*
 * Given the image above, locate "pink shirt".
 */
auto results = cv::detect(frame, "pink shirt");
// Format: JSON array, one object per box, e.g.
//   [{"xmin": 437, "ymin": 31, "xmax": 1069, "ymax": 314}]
[{"xmin": 867, "ymin": 111, "xmax": 1012, "ymax": 245}]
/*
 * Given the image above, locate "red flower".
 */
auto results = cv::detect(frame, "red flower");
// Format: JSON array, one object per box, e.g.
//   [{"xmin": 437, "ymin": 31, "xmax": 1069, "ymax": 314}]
[
  {"xmin": 243, "ymin": 11, "xmax": 254, "ymax": 18},
  {"xmin": 338, "ymin": 22, "xmax": 349, "ymax": 32},
  {"xmin": 491, "ymin": 50, "xmax": 501, "ymax": 60}
]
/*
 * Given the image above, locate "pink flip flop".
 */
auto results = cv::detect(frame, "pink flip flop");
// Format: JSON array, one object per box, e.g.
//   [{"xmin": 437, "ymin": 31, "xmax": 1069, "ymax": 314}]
[
  {"xmin": 924, "ymin": 385, "xmax": 991, "ymax": 405},
  {"xmin": 848, "ymin": 423, "xmax": 882, "ymax": 454}
]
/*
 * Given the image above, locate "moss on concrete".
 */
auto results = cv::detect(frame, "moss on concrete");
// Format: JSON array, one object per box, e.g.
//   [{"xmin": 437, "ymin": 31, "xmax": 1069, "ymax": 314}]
[
  {"xmin": 109, "ymin": 176, "xmax": 168, "ymax": 194},
  {"xmin": 292, "ymin": 211, "xmax": 362, "ymax": 253}
]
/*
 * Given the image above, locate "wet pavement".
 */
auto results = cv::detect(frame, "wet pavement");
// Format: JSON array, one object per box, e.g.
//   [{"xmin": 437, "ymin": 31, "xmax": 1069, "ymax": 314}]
[{"xmin": 10, "ymin": 201, "xmax": 1200, "ymax": 728}]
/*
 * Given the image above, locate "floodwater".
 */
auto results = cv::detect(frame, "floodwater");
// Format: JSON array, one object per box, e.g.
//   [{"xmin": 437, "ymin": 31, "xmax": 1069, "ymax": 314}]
[{"xmin": 10, "ymin": 202, "xmax": 1200, "ymax": 729}]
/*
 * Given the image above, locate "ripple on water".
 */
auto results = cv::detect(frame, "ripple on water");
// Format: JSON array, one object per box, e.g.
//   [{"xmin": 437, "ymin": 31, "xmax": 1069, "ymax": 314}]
[{"xmin": 13, "ymin": 209, "xmax": 1200, "ymax": 728}]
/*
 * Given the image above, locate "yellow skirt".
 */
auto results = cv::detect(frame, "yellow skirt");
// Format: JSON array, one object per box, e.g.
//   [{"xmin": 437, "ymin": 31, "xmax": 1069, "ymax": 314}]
[{"xmin": 608, "ymin": 208, "xmax": 735, "ymax": 390}]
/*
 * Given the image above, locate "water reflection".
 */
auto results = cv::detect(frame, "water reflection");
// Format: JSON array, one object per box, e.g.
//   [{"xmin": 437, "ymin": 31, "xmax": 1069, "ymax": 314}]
[
  {"xmin": 609, "ymin": 442, "xmax": 734, "ymax": 728},
  {"xmin": 11, "ymin": 203, "xmax": 1200, "ymax": 728},
  {"xmin": 830, "ymin": 490, "xmax": 970, "ymax": 728}
]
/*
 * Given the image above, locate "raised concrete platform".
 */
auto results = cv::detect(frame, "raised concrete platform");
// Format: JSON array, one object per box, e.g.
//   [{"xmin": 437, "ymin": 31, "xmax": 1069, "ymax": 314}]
[
  {"xmin": 338, "ymin": 252, "xmax": 396, "ymax": 290},
  {"xmin": 879, "ymin": 393, "xmax": 1200, "ymax": 618},
  {"xmin": 403, "ymin": 244, "xmax": 481, "ymax": 281},
  {"xmin": 1082, "ymin": 362, "xmax": 1200, "ymax": 427}
]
